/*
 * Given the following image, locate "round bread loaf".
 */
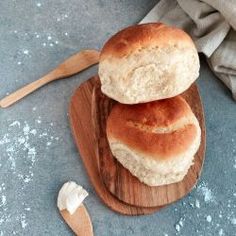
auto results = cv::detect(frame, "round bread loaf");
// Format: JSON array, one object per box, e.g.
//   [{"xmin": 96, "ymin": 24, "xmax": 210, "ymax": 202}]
[
  {"xmin": 99, "ymin": 23, "xmax": 200, "ymax": 104},
  {"xmin": 106, "ymin": 96, "xmax": 201, "ymax": 186}
]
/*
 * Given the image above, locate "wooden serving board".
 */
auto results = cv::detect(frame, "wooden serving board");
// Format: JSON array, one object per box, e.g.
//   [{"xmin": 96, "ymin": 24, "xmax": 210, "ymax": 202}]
[
  {"xmin": 69, "ymin": 76, "xmax": 205, "ymax": 213},
  {"xmin": 94, "ymin": 78, "xmax": 206, "ymax": 208},
  {"xmin": 69, "ymin": 76, "xmax": 162, "ymax": 215}
]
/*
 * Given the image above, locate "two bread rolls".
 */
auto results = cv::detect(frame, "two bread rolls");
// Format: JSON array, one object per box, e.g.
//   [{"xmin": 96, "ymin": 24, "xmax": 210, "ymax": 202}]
[{"xmin": 99, "ymin": 23, "xmax": 201, "ymax": 186}]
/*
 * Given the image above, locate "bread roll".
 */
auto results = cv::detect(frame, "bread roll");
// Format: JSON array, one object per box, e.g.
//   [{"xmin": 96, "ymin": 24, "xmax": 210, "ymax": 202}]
[
  {"xmin": 99, "ymin": 23, "xmax": 199, "ymax": 104},
  {"xmin": 106, "ymin": 96, "xmax": 201, "ymax": 186}
]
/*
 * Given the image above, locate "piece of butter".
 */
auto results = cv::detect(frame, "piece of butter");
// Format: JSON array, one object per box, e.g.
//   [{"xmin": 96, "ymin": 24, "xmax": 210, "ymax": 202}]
[{"xmin": 57, "ymin": 181, "xmax": 88, "ymax": 215}]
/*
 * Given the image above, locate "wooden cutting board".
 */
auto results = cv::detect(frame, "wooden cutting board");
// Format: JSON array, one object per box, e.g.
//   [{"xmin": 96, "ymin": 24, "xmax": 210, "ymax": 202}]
[
  {"xmin": 94, "ymin": 78, "xmax": 206, "ymax": 207},
  {"xmin": 69, "ymin": 76, "xmax": 163, "ymax": 215},
  {"xmin": 69, "ymin": 76, "xmax": 206, "ymax": 212}
]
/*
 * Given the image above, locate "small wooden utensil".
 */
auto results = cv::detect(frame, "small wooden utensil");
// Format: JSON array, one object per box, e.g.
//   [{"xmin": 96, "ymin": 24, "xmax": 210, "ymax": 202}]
[
  {"xmin": 0, "ymin": 49, "xmax": 100, "ymax": 108},
  {"xmin": 60, "ymin": 204, "xmax": 93, "ymax": 236}
]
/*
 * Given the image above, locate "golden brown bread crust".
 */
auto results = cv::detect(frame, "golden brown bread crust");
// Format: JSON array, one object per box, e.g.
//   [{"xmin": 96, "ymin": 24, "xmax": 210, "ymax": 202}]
[
  {"xmin": 106, "ymin": 96, "xmax": 198, "ymax": 160},
  {"xmin": 100, "ymin": 23, "xmax": 195, "ymax": 60}
]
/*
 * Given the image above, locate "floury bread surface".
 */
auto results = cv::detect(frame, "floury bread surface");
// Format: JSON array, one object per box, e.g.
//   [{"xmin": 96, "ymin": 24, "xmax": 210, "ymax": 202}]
[
  {"xmin": 106, "ymin": 96, "xmax": 201, "ymax": 186},
  {"xmin": 99, "ymin": 23, "xmax": 199, "ymax": 104}
]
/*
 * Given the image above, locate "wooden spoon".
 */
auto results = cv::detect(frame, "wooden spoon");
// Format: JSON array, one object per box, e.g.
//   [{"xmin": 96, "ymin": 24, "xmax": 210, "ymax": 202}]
[
  {"xmin": 60, "ymin": 204, "xmax": 93, "ymax": 236},
  {"xmin": 0, "ymin": 49, "xmax": 100, "ymax": 108}
]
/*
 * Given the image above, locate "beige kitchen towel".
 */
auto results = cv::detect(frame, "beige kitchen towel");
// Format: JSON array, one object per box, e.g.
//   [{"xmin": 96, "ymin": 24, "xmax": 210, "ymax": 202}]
[{"xmin": 140, "ymin": 0, "xmax": 236, "ymax": 100}]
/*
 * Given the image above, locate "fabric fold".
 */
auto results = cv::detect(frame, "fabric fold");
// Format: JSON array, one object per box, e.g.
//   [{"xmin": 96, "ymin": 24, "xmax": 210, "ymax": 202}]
[{"xmin": 140, "ymin": 0, "xmax": 236, "ymax": 100}]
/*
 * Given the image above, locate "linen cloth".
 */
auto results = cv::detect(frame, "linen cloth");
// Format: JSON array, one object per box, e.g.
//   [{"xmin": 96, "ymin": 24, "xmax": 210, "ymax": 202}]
[{"xmin": 140, "ymin": 0, "xmax": 236, "ymax": 100}]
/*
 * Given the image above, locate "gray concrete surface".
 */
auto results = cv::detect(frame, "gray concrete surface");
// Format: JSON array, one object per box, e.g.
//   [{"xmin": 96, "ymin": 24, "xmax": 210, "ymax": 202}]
[{"xmin": 0, "ymin": 0, "xmax": 235, "ymax": 235}]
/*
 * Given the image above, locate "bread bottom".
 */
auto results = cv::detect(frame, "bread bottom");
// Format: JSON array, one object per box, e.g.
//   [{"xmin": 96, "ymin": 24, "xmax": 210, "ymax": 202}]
[{"xmin": 108, "ymin": 140, "xmax": 199, "ymax": 186}]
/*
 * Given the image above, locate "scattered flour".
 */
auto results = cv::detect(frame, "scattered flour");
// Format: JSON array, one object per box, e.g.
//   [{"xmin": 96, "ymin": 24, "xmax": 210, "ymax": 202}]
[
  {"xmin": 231, "ymin": 218, "xmax": 236, "ymax": 225},
  {"xmin": 195, "ymin": 199, "xmax": 200, "ymax": 208},
  {"xmin": 9, "ymin": 121, "xmax": 20, "ymax": 128},
  {"xmin": 175, "ymin": 218, "xmax": 184, "ymax": 233},
  {"xmin": 218, "ymin": 229, "xmax": 224, "ymax": 236},
  {"xmin": 56, "ymin": 13, "xmax": 69, "ymax": 22},
  {"xmin": 30, "ymin": 129, "xmax": 37, "ymax": 135},
  {"xmin": 175, "ymin": 224, "xmax": 181, "ymax": 232},
  {"xmin": 0, "ymin": 134, "xmax": 10, "ymax": 145},
  {"xmin": 197, "ymin": 182, "xmax": 215, "ymax": 203},
  {"xmin": 39, "ymin": 132, "xmax": 47, "ymax": 138},
  {"xmin": 1, "ymin": 196, "xmax": 6, "ymax": 206},
  {"xmin": 23, "ymin": 50, "xmax": 29, "ymax": 55},
  {"xmin": 21, "ymin": 219, "xmax": 27, "ymax": 229},
  {"xmin": 36, "ymin": 118, "xmax": 41, "ymax": 124},
  {"xmin": 23, "ymin": 123, "xmax": 30, "ymax": 135},
  {"xmin": 46, "ymin": 141, "xmax": 52, "ymax": 146},
  {"xmin": 0, "ymin": 119, "xmax": 60, "ymax": 233},
  {"xmin": 206, "ymin": 215, "xmax": 212, "ymax": 223}
]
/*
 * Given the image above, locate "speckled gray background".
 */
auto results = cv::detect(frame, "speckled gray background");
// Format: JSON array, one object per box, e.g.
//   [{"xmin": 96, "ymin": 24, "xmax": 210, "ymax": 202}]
[{"xmin": 0, "ymin": 1, "xmax": 235, "ymax": 235}]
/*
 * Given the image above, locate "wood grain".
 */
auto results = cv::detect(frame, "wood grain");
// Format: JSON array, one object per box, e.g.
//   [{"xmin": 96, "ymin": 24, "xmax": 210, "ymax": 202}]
[
  {"xmin": 94, "ymin": 79, "xmax": 206, "ymax": 208},
  {"xmin": 69, "ymin": 76, "xmax": 205, "ymax": 214},
  {"xmin": 69, "ymin": 76, "xmax": 162, "ymax": 215},
  {"xmin": 60, "ymin": 204, "xmax": 93, "ymax": 236}
]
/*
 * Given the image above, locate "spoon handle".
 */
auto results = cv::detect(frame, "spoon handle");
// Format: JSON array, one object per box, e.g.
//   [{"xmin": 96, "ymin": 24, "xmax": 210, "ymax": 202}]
[
  {"xmin": 60, "ymin": 204, "xmax": 93, "ymax": 236},
  {"xmin": 0, "ymin": 49, "xmax": 100, "ymax": 108},
  {"xmin": 0, "ymin": 73, "xmax": 55, "ymax": 108}
]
